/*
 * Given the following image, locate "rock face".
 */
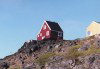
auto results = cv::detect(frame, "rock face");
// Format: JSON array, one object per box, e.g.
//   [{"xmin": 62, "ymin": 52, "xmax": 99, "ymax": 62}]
[
  {"xmin": 45, "ymin": 54, "xmax": 100, "ymax": 69},
  {"xmin": 95, "ymin": 34, "xmax": 100, "ymax": 48},
  {"xmin": 0, "ymin": 35, "xmax": 100, "ymax": 69},
  {"xmin": 0, "ymin": 61, "xmax": 9, "ymax": 69},
  {"xmin": 78, "ymin": 41, "xmax": 90, "ymax": 51}
]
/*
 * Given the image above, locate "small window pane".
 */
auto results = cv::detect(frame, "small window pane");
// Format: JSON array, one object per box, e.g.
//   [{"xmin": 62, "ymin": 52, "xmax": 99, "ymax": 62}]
[
  {"xmin": 58, "ymin": 32, "xmax": 63, "ymax": 37},
  {"xmin": 43, "ymin": 25, "xmax": 46, "ymax": 30},
  {"xmin": 87, "ymin": 31, "xmax": 91, "ymax": 35},
  {"xmin": 46, "ymin": 31, "xmax": 49, "ymax": 36},
  {"xmin": 42, "ymin": 36, "xmax": 45, "ymax": 39},
  {"xmin": 40, "ymin": 33, "xmax": 42, "ymax": 36}
]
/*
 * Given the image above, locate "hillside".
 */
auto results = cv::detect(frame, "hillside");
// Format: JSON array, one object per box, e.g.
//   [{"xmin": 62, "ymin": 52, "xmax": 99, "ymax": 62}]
[{"xmin": 0, "ymin": 35, "xmax": 100, "ymax": 69}]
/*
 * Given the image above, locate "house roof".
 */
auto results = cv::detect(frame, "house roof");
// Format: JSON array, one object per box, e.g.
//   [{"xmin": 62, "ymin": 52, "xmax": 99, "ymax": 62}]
[
  {"xmin": 46, "ymin": 21, "xmax": 63, "ymax": 32},
  {"xmin": 92, "ymin": 21, "xmax": 100, "ymax": 24}
]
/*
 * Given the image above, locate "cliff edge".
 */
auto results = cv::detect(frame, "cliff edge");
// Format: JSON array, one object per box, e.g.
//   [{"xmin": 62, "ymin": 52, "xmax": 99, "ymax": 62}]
[{"xmin": 0, "ymin": 35, "xmax": 100, "ymax": 69}]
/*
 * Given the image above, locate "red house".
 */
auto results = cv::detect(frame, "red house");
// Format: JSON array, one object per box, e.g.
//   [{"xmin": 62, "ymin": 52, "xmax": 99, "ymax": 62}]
[{"xmin": 37, "ymin": 21, "xmax": 63, "ymax": 40}]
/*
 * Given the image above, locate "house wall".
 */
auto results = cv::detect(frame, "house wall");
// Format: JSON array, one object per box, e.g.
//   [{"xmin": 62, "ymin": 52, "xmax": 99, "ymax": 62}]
[
  {"xmin": 51, "ymin": 31, "xmax": 58, "ymax": 40},
  {"xmin": 37, "ymin": 23, "xmax": 51, "ymax": 40},
  {"xmin": 51, "ymin": 31, "xmax": 63, "ymax": 40},
  {"xmin": 86, "ymin": 21, "xmax": 100, "ymax": 37}
]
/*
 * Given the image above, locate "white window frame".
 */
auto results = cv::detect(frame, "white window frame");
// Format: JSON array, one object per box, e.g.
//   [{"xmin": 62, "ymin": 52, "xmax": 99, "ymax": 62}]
[
  {"xmin": 58, "ymin": 32, "xmax": 63, "ymax": 37},
  {"xmin": 46, "ymin": 31, "xmax": 49, "ymax": 36},
  {"xmin": 40, "ymin": 33, "xmax": 42, "ymax": 36},
  {"xmin": 43, "ymin": 25, "xmax": 46, "ymax": 30},
  {"xmin": 87, "ymin": 31, "xmax": 92, "ymax": 36},
  {"xmin": 42, "ymin": 36, "xmax": 45, "ymax": 39},
  {"xmin": 38, "ymin": 34, "xmax": 39, "ymax": 37}
]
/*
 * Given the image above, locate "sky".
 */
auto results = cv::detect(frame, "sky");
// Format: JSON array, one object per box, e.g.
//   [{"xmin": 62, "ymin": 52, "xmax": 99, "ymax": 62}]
[{"xmin": 0, "ymin": 0, "xmax": 100, "ymax": 58}]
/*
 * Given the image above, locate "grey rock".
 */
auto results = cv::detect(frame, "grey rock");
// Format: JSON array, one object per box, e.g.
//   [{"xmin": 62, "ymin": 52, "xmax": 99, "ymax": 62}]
[
  {"xmin": 73, "ymin": 65, "xmax": 85, "ymax": 69},
  {"xmin": 78, "ymin": 46, "xmax": 88, "ymax": 51},
  {"xmin": 78, "ymin": 42, "xmax": 90, "ymax": 51},
  {"xmin": 0, "ymin": 62, "xmax": 10, "ymax": 69},
  {"xmin": 92, "ymin": 60, "xmax": 100, "ymax": 69}
]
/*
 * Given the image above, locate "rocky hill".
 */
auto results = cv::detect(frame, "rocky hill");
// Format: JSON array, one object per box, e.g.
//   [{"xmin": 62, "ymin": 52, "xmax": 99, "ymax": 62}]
[{"xmin": 0, "ymin": 35, "xmax": 100, "ymax": 69}]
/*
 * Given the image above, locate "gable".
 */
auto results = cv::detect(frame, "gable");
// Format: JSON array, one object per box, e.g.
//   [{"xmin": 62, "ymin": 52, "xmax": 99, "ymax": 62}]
[
  {"xmin": 37, "ymin": 22, "xmax": 51, "ymax": 40},
  {"xmin": 42, "ymin": 22, "xmax": 51, "ymax": 31},
  {"xmin": 39, "ymin": 22, "xmax": 51, "ymax": 36},
  {"xmin": 37, "ymin": 22, "xmax": 50, "ymax": 35}
]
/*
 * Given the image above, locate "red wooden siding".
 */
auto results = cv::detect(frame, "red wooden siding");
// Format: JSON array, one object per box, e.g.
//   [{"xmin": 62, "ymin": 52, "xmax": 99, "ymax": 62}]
[{"xmin": 37, "ymin": 22, "xmax": 51, "ymax": 40}]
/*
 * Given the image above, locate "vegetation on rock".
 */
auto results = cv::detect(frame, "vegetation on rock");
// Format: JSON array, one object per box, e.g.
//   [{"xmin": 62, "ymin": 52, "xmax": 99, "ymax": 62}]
[{"xmin": 0, "ymin": 35, "xmax": 100, "ymax": 69}]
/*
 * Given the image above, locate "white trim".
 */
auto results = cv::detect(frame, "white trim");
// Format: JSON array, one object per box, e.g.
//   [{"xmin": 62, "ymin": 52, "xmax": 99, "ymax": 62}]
[
  {"xmin": 43, "ymin": 24, "xmax": 46, "ymax": 30},
  {"xmin": 40, "ymin": 33, "xmax": 42, "ymax": 36},
  {"xmin": 37, "ymin": 21, "xmax": 46, "ymax": 37},
  {"xmin": 45, "ymin": 21, "xmax": 51, "ymax": 30},
  {"xmin": 46, "ymin": 31, "xmax": 49, "ymax": 36},
  {"xmin": 37, "ymin": 34, "xmax": 39, "ymax": 37},
  {"xmin": 57, "ymin": 22, "xmax": 63, "ymax": 32}
]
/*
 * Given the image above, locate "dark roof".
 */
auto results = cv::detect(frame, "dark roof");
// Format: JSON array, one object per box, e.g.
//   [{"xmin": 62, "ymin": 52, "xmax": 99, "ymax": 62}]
[{"xmin": 46, "ymin": 21, "xmax": 63, "ymax": 32}]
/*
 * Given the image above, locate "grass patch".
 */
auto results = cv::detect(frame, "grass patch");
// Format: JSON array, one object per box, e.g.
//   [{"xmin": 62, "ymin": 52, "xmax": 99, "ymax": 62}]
[
  {"xmin": 9, "ymin": 66, "xmax": 21, "ymax": 69},
  {"xmin": 83, "ymin": 46, "xmax": 100, "ymax": 56},
  {"xmin": 35, "ymin": 52, "xmax": 55, "ymax": 67},
  {"xmin": 65, "ymin": 45, "xmax": 83, "ymax": 59},
  {"xmin": 65, "ymin": 45, "xmax": 100, "ymax": 59},
  {"xmin": 35, "ymin": 45, "xmax": 100, "ymax": 67}
]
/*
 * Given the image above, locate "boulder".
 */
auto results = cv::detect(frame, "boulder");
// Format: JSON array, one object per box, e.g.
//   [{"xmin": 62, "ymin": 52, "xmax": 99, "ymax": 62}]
[
  {"xmin": 0, "ymin": 62, "xmax": 10, "ymax": 69},
  {"xmin": 78, "ymin": 41, "xmax": 90, "ymax": 51}
]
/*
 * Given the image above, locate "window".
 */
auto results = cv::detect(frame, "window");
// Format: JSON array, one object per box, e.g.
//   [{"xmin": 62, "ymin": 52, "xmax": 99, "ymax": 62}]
[
  {"xmin": 46, "ymin": 31, "xmax": 49, "ymax": 36},
  {"xmin": 42, "ymin": 36, "xmax": 45, "ymax": 39},
  {"xmin": 40, "ymin": 33, "xmax": 42, "ymax": 36},
  {"xmin": 43, "ymin": 25, "xmax": 46, "ymax": 30},
  {"xmin": 87, "ymin": 31, "xmax": 91, "ymax": 36},
  {"xmin": 58, "ymin": 32, "xmax": 63, "ymax": 37}
]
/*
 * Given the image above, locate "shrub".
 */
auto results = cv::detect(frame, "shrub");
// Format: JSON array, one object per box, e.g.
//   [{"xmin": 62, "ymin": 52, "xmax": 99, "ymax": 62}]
[
  {"xmin": 65, "ymin": 45, "xmax": 83, "ymax": 59},
  {"xmin": 65, "ymin": 45, "xmax": 100, "ymax": 59},
  {"xmin": 35, "ymin": 52, "xmax": 55, "ymax": 67},
  {"xmin": 9, "ymin": 66, "xmax": 21, "ymax": 69},
  {"xmin": 83, "ymin": 46, "xmax": 100, "ymax": 56}
]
